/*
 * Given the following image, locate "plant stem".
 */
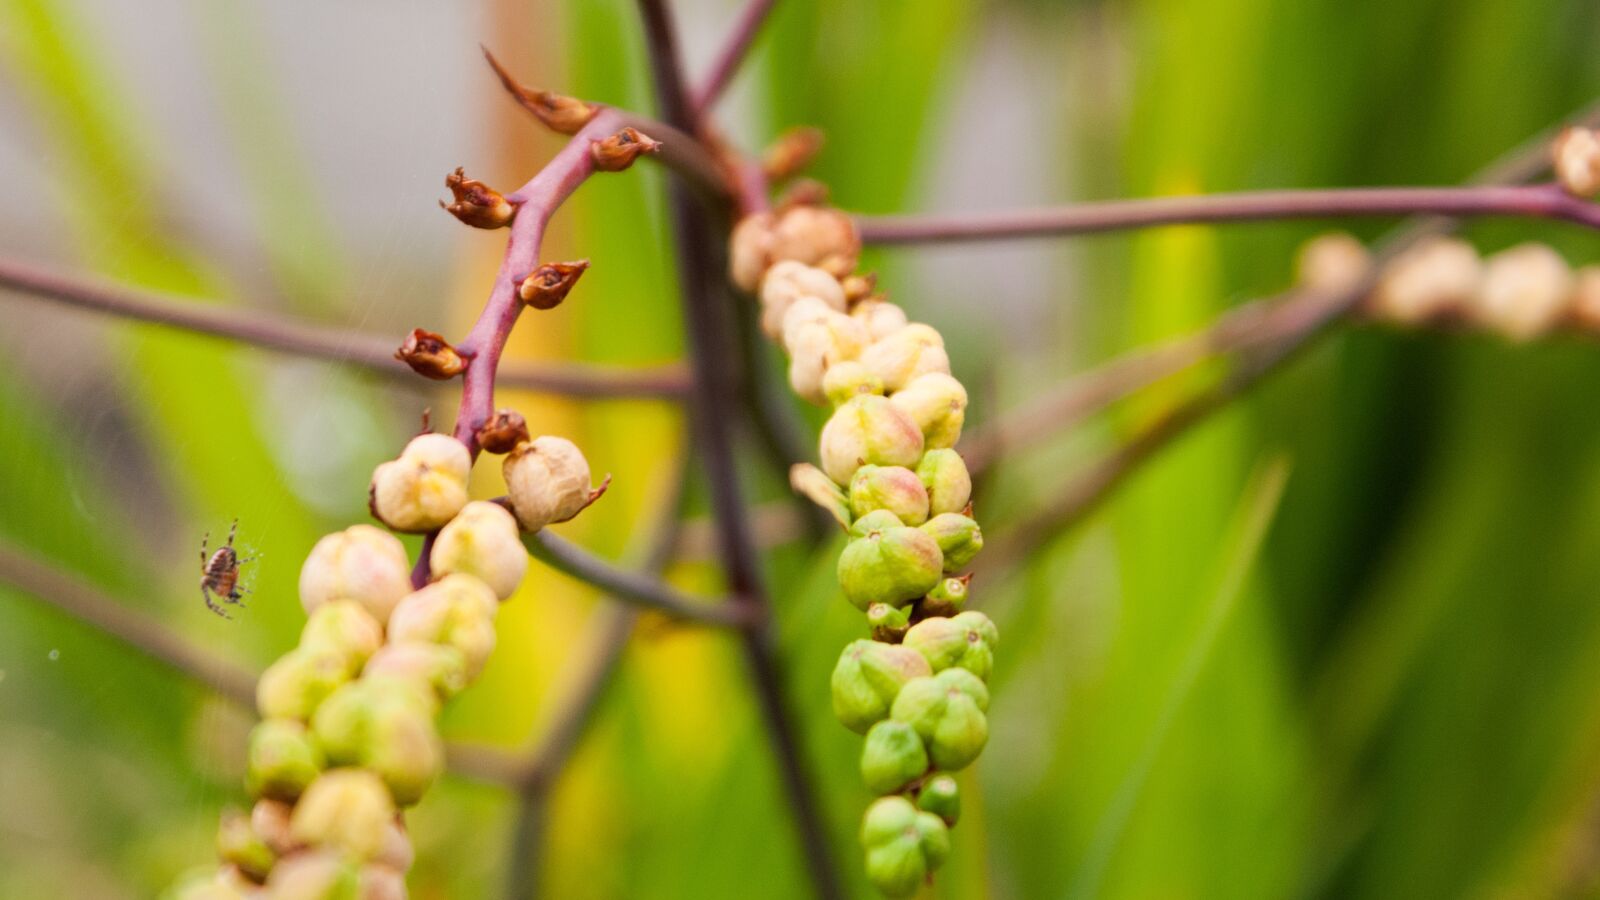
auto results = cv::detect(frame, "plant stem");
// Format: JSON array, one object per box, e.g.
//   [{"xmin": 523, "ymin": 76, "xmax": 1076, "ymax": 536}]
[
  {"xmin": 856, "ymin": 183, "xmax": 1600, "ymax": 244},
  {"xmin": 504, "ymin": 457, "xmax": 690, "ymax": 900},
  {"xmin": 0, "ymin": 259, "xmax": 690, "ymax": 399},
  {"xmin": 0, "ymin": 538, "xmax": 521, "ymax": 784},
  {"xmin": 634, "ymin": 3, "xmax": 845, "ymax": 896},
  {"xmin": 522, "ymin": 528, "xmax": 753, "ymax": 628},
  {"xmin": 692, "ymin": 0, "xmax": 780, "ymax": 116}
]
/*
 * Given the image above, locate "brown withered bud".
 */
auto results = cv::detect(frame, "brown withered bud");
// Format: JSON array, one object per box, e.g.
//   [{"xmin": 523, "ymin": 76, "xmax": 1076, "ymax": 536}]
[
  {"xmin": 440, "ymin": 168, "xmax": 514, "ymax": 229},
  {"xmin": 777, "ymin": 178, "xmax": 831, "ymax": 209},
  {"xmin": 475, "ymin": 409, "xmax": 530, "ymax": 455},
  {"xmin": 481, "ymin": 47, "xmax": 598, "ymax": 135},
  {"xmin": 762, "ymin": 126, "xmax": 825, "ymax": 181},
  {"xmin": 841, "ymin": 272, "xmax": 878, "ymax": 302},
  {"xmin": 518, "ymin": 260, "xmax": 591, "ymax": 309},
  {"xmin": 394, "ymin": 329, "xmax": 466, "ymax": 380},
  {"xmin": 590, "ymin": 127, "xmax": 662, "ymax": 172}
]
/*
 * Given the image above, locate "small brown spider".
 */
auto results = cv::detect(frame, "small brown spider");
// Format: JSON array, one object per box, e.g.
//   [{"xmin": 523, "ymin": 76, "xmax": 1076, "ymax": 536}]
[{"xmin": 200, "ymin": 519, "xmax": 254, "ymax": 619}]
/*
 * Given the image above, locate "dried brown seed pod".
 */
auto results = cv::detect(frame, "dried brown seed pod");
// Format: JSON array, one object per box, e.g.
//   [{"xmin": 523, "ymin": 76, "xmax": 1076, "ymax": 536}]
[
  {"xmin": 475, "ymin": 408, "xmax": 530, "ymax": 454},
  {"xmin": 518, "ymin": 260, "xmax": 590, "ymax": 309},
  {"xmin": 440, "ymin": 167, "xmax": 514, "ymax": 229},
  {"xmin": 394, "ymin": 328, "xmax": 465, "ymax": 380},
  {"xmin": 482, "ymin": 47, "xmax": 598, "ymax": 135},
  {"xmin": 590, "ymin": 127, "xmax": 662, "ymax": 172}
]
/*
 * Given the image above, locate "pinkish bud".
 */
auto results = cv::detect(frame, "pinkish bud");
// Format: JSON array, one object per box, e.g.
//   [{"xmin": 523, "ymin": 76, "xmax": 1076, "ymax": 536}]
[
  {"xmin": 729, "ymin": 212, "xmax": 777, "ymax": 292},
  {"xmin": 851, "ymin": 299, "xmax": 909, "ymax": 342},
  {"xmin": 1296, "ymin": 232, "xmax": 1372, "ymax": 295},
  {"xmin": 818, "ymin": 395, "xmax": 926, "ymax": 485},
  {"xmin": 386, "ymin": 574, "xmax": 499, "ymax": 679},
  {"xmin": 768, "ymin": 204, "xmax": 860, "ymax": 277},
  {"xmin": 849, "ymin": 464, "xmax": 931, "ymax": 526},
  {"xmin": 299, "ymin": 525, "xmax": 413, "ymax": 625},
  {"xmin": 859, "ymin": 324, "xmax": 951, "ymax": 392},
  {"xmin": 888, "ymin": 372, "xmax": 967, "ymax": 449},
  {"xmin": 760, "ymin": 260, "xmax": 847, "ymax": 339}
]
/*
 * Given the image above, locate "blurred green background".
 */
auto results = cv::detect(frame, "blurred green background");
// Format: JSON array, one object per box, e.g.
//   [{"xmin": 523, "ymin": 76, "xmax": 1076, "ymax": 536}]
[{"xmin": 4, "ymin": 0, "xmax": 1600, "ymax": 896}]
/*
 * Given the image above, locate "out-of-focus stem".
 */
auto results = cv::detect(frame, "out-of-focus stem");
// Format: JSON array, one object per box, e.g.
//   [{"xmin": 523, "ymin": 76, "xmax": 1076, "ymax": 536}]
[
  {"xmin": 691, "ymin": 0, "xmax": 780, "ymax": 117},
  {"xmin": 0, "ymin": 259, "xmax": 691, "ymax": 399},
  {"xmin": 522, "ymin": 528, "xmax": 754, "ymax": 628},
  {"xmin": 857, "ymin": 183, "xmax": 1600, "ymax": 245}
]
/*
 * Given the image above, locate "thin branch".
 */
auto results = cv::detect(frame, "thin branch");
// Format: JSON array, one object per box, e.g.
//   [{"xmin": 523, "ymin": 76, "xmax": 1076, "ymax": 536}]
[
  {"xmin": 0, "ymin": 259, "xmax": 690, "ymax": 400},
  {"xmin": 504, "ymin": 458, "xmax": 690, "ymax": 900},
  {"xmin": 691, "ymin": 0, "xmax": 780, "ymax": 117},
  {"xmin": 984, "ymin": 101, "xmax": 1600, "ymax": 566},
  {"xmin": 635, "ymin": 2, "xmax": 845, "ymax": 896},
  {"xmin": 856, "ymin": 183, "xmax": 1600, "ymax": 245},
  {"xmin": 0, "ymin": 538, "xmax": 521, "ymax": 785},
  {"xmin": 522, "ymin": 528, "xmax": 753, "ymax": 629}
]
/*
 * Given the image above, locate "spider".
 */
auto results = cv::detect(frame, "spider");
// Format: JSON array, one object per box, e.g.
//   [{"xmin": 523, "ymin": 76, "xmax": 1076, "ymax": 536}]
[{"xmin": 200, "ymin": 519, "xmax": 254, "ymax": 619}]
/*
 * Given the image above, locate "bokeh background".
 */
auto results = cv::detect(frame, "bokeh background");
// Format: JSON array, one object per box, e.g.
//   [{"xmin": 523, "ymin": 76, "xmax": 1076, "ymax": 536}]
[{"xmin": 4, "ymin": 0, "xmax": 1600, "ymax": 897}]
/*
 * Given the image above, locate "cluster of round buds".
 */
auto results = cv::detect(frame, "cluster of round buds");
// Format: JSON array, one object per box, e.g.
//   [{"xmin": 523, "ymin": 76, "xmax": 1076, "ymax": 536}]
[
  {"xmin": 174, "ymin": 417, "xmax": 602, "ymax": 897},
  {"xmin": 1297, "ymin": 232, "xmax": 1600, "ymax": 343},
  {"xmin": 730, "ymin": 197, "xmax": 991, "ymax": 897}
]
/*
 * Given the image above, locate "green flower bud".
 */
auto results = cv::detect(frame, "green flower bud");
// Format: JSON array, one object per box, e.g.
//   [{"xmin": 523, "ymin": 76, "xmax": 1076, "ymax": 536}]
[
  {"xmin": 264, "ymin": 850, "xmax": 361, "ymax": 900},
  {"xmin": 916, "ymin": 449, "xmax": 972, "ymax": 517},
  {"xmin": 822, "ymin": 360, "xmax": 885, "ymax": 407},
  {"xmin": 849, "ymin": 465, "xmax": 931, "ymax": 526},
  {"xmin": 504, "ymin": 435, "xmax": 606, "ymax": 531},
  {"xmin": 386, "ymin": 574, "xmax": 499, "ymax": 679},
  {"xmin": 903, "ymin": 611, "xmax": 996, "ymax": 681},
  {"xmin": 430, "ymin": 500, "xmax": 528, "ymax": 601},
  {"xmin": 299, "ymin": 525, "xmax": 412, "ymax": 625},
  {"xmin": 866, "ymin": 602, "xmax": 911, "ymax": 643},
  {"xmin": 246, "ymin": 719, "xmax": 324, "ymax": 802},
  {"xmin": 369, "ymin": 432, "xmax": 471, "ymax": 533},
  {"xmin": 256, "ymin": 647, "xmax": 351, "ymax": 722},
  {"xmin": 831, "ymin": 639, "xmax": 933, "ymax": 734},
  {"xmin": 290, "ymin": 770, "xmax": 395, "ymax": 861},
  {"xmin": 789, "ymin": 462, "xmax": 852, "ymax": 530},
  {"xmin": 921, "ymin": 575, "xmax": 970, "ymax": 618},
  {"xmin": 216, "ymin": 808, "xmax": 275, "ymax": 883},
  {"xmin": 891, "ymin": 669, "xmax": 990, "ymax": 771},
  {"xmin": 837, "ymin": 524, "xmax": 944, "ymax": 610},
  {"xmin": 888, "ymin": 372, "xmax": 967, "ymax": 449},
  {"xmin": 860, "ymin": 324, "xmax": 951, "ymax": 393},
  {"xmin": 311, "ymin": 679, "xmax": 442, "ymax": 806},
  {"xmin": 920, "ymin": 513, "xmax": 983, "ymax": 571},
  {"xmin": 860, "ymin": 720, "xmax": 929, "ymax": 793},
  {"xmin": 860, "ymin": 796, "xmax": 951, "ymax": 898},
  {"xmin": 849, "ymin": 509, "xmax": 903, "ymax": 539},
  {"xmin": 362, "ymin": 641, "xmax": 470, "ymax": 704},
  {"xmin": 818, "ymin": 395, "xmax": 925, "ymax": 486},
  {"xmin": 300, "ymin": 600, "xmax": 383, "ymax": 677},
  {"xmin": 917, "ymin": 773, "xmax": 961, "ymax": 825}
]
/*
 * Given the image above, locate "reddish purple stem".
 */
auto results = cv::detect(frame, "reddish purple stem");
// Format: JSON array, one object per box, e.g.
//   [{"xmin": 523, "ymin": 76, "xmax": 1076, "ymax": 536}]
[
  {"xmin": 856, "ymin": 183, "xmax": 1600, "ymax": 244},
  {"xmin": 451, "ymin": 110, "xmax": 625, "ymax": 453}
]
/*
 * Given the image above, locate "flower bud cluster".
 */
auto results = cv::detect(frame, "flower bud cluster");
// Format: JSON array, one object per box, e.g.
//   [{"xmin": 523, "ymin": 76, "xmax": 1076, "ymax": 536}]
[
  {"xmin": 177, "ymin": 417, "xmax": 604, "ymax": 896},
  {"xmin": 730, "ymin": 200, "xmax": 992, "ymax": 897},
  {"xmin": 1297, "ymin": 232, "xmax": 1600, "ymax": 343}
]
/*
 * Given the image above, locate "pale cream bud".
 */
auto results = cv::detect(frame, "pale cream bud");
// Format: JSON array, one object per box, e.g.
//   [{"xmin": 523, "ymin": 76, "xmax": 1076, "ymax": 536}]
[
  {"xmin": 375, "ymin": 819, "xmax": 414, "ymax": 873},
  {"xmin": 358, "ymin": 865, "xmax": 408, "ymax": 900},
  {"xmin": 1368, "ymin": 237, "xmax": 1481, "ymax": 325},
  {"xmin": 768, "ymin": 204, "xmax": 860, "ymax": 277},
  {"xmin": 850, "ymin": 298, "xmax": 910, "ymax": 341},
  {"xmin": 859, "ymin": 323, "xmax": 951, "ymax": 392},
  {"xmin": 729, "ymin": 212, "xmax": 776, "ymax": 292},
  {"xmin": 369, "ymin": 433, "xmax": 471, "ymax": 533},
  {"xmin": 1570, "ymin": 266, "xmax": 1600, "ymax": 332},
  {"xmin": 503, "ymin": 436, "xmax": 606, "ymax": 531},
  {"xmin": 289, "ymin": 770, "xmax": 395, "ymax": 861},
  {"xmin": 251, "ymin": 798, "xmax": 300, "ymax": 857},
  {"xmin": 1469, "ymin": 243, "xmax": 1574, "ymax": 341},
  {"xmin": 299, "ymin": 525, "xmax": 412, "ymax": 625},
  {"xmin": 780, "ymin": 296, "xmax": 867, "ymax": 356},
  {"xmin": 1554, "ymin": 127, "xmax": 1600, "ymax": 198},
  {"xmin": 301, "ymin": 599, "xmax": 384, "ymax": 676},
  {"xmin": 819, "ymin": 395, "xmax": 926, "ymax": 485},
  {"xmin": 386, "ymin": 574, "xmax": 499, "ymax": 678},
  {"xmin": 266, "ymin": 850, "xmax": 360, "ymax": 899},
  {"xmin": 429, "ymin": 500, "xmax": 527, "ymax": 600},
  {"xmin": 363, "ymin": 641, "xmax": 470, "ymax": 703},
  {"xmin": 760, "ymin": 260, "xmax": 847, "ymax": 338},
  {"xmin": 888, "ymin": 372, "xmax": 968, "ymax": 449},
  {"xmin": 786, "ymin": 327, "xmax": 832, "ymax": 405},
  {"xmin": 1296, "ymin": 231, "xmax": 1372, "ymax": 295}
]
